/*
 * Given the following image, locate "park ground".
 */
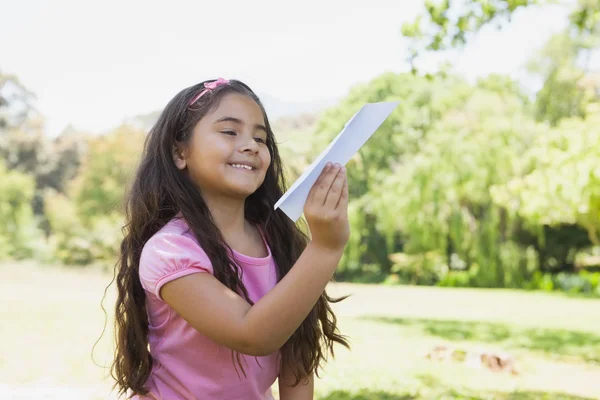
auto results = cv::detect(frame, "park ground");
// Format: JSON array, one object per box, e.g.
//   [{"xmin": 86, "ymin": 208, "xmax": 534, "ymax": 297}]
[{"xmin": 1, "ymin": 262, "xmax": 599, "ymax": 399}]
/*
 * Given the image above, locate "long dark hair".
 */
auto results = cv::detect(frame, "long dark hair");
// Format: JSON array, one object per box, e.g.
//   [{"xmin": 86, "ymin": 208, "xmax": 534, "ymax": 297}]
[{"xmin": 109, "ymin": 79, "xmax": 349, "ymax": 397}]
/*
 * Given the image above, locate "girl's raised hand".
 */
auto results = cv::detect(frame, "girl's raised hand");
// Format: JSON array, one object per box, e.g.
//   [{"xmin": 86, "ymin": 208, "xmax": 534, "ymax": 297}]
[
  {"xmin": 303, "ymin": 163, "xmax": 350, "ymax": 251},
  {"xmin": 161, "ymin": 162, "xmax": 351, "ymax": 358}
]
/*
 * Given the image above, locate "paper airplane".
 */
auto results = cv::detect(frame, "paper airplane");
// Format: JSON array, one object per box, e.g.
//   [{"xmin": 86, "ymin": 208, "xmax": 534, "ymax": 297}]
[{"xmin": 274, "ymin": 101, "xmax": 399, "ymax": 222}]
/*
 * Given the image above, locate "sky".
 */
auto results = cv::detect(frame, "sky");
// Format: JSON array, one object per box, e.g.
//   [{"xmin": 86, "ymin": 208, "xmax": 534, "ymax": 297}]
[{"xmin": 1, "ymin": 0, "xmax": 573, "ymax": 137}]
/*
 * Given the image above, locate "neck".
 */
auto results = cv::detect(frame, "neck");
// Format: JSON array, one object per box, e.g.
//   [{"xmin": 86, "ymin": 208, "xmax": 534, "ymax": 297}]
[{"xmin": 202, "ymin": 194, "xmax": 249, "ymax": 240}]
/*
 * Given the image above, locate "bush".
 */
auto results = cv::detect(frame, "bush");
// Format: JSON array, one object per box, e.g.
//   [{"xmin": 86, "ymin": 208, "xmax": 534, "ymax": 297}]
[
  {"xmin": 553, "ymin": 271, "xmax": 599, "ymax": 294},
  {"xmin": 0, "ymin": 161, "xmax": 43, "ymax": 260},
  {"xmin": 437, "ymin": 271, "xmax": 473, "ymax": 287},
  {"xmin": 526, "ymin": 270, "xmax": 600, "ymax": 296},
  {"xmin": 389, "ymin": 251, "xmax": 448, "ymax": 286},
  {"xmin": 49, "ymin": 215, "xmax": 122, "ymax": 267},
  {"xmin": 526, "ymin": 271, "xmax": 555, "ymax": 291},
  {"xmin": 44, "ymin": 190, "xmax": 122, "ymax": 267}
]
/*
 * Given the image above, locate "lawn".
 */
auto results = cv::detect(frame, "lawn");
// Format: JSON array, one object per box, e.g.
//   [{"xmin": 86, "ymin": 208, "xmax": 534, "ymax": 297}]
[{"xmin": 1, "ymin": 262, "xmax": 599, "ymax": 399}]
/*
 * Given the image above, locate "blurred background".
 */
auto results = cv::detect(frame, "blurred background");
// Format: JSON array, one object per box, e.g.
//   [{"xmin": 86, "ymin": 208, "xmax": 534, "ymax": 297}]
[{"xmin": 1, "ymin": 0, "xmax": 600, "ymax": 399}]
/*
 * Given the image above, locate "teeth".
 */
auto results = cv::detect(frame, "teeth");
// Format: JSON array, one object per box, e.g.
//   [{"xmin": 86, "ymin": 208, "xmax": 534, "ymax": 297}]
[{"xmin": 231, "ymin": 164, "xmax": 252, "ymax": 170}]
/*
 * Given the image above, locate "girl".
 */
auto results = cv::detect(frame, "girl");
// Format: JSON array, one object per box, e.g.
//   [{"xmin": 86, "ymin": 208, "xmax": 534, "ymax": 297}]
[{"xmin": 111, "ymin": 78, "xmax": 350, "ymax": 400}]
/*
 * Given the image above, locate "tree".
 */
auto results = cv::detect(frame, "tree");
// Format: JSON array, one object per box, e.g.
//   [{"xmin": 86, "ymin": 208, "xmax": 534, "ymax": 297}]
[
  {"xmin": 44, "ymin": 124, "xmax": 145, "ymax": 266},
  {"xmin": 0, "ymin": 160, "xmax": 40, "ymax": 259},
  {"xmin": 70, "ymin": 124, "xmax": 144, "ymax": 223},
  {"xmin": 396, "ymin": 0, "xmax": 600, "ymax": 281},
  {"xmin": 401, "ymin": 0, "xmax": 598, "ymax": 72},
  {"xmin": 370, "ymin": 76, "xmax": 541, "ymax": 287},
  {"xmin": 310, "ymin": 72, "xmax": 477, "ymax": 279},
  {"xmin": 491, "ymin": 108, "xmax": 600, "ymax": 247},
  {"xmin": 0, "ymin": 72, "xmax": 38, "ymax": 132},
  {"xmin": 0, "ymin": 72, "xmax": 87, "ymax": 239}
]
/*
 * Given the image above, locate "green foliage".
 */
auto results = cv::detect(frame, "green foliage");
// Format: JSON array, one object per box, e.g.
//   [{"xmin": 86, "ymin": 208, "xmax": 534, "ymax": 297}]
[
  {"xmin": 569, "ymin": 0, "xmax": 600, "ymax": 45},
  {"xmin": 0, "ymin": 161, "xmax": 42, "ymax": 259},
  {"xmin": 0, "ymin": 74, "xmax": 87, "ymax": 241},
  {"xmin": 389, "ymin": 1, "xmax": 600, "ymax": 288},
  {"xmin": 44, "ymin": 190, "xmax": 122, "ymax": 266},
  {"xmin": 366, "ymin": 75, "xmax": 540, "ymax": 287},
  {"xmin": 1, "ymin": 3, "xmax": 599, "ymax": 296},
  {"xmin": 70, "ymin": 124, "xmax": 144, "ymax": 225},
  {"xmin": 39, "ymin": 124, "xmax": 145, "ymax": 266},
  {"xmin": 388, "ymin": 251, "xmax": 448, "ymax": 286},
  {"xmin": 0, "ymin": 128, "xmax": 86, "ymax": 226},
  {"xmin": 402, "ymin": 1, "xmax": 600, "ymax": 129},
  {"xmin": 437, "ymin": 269, "xmax": 600, "ymax": 296},
  {"xmin": 527, "ymin": 270, "xmax": 600, "ymax": 296},
  {"xmin": 401, "ymin": 0, "xmax": 544, "ymax": 71},
  {"xmin": 491, "ymin": 109, "xmax": 600, "ymax": 245},
  {"xmin": 527, "ymin": 32, "xmax": 597, "ymax": 126},
  {"xmin": 437, "ymin": 270, "xmax": 474, "ymax": 288},
  {"xmin": 314, "ymin": 72, "xmax": 475, "ymax": 277},
  {"xmin": 0, "ymin": 72, "xmax": 37, "ymax": 131},
  {"xmin": 401, "ymin": 0, "xmax": 599, "ymax": 68},
  {"xmin": 306, "ymin": 66, "xmax": 599, "ymax": 289}
]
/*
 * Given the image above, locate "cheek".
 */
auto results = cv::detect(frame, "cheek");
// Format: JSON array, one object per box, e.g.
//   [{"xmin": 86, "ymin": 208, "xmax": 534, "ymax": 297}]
[
  {"xmin": 263, "ymin": 151, "xmax": 272, "ymax": 170},
  {"xmin": 191, "ymin": 137, "xmax": 230, "ymax": 164}
]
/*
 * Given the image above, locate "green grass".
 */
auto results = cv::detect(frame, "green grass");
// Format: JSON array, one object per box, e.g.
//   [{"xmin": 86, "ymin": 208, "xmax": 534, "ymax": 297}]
[
  {"xmin": 362, "ymin": 316, "xmax": 600, "ymax": 364},
  {"xmin": 1, "ymin": 262, "xmax": 600, "ymax": 399}
]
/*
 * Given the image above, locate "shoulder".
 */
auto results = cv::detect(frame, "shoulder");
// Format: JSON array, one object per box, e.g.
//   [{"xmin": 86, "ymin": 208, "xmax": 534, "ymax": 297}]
[{"xmin": 139, "ymin": 217, "xmax": 214, "ymax": 300}]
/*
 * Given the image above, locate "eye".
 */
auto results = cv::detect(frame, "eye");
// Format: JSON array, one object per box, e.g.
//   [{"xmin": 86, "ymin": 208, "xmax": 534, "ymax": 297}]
[
  {"xmin": 254, "ymin": 137, "xmax": 267, "ymax": 144},
  {"xmin": 221, "ymin": 130, "xmax": 236, "ymax": 136}
]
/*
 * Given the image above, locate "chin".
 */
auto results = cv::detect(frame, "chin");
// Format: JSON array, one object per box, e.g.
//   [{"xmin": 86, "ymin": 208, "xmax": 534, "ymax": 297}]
[
  {"xmin": 226, "ymin": 185, "xmax": 260, "ymax": 199},
  {"xmin": 224, "ymin": 177, "xmax": 265, "ymax": 197}
]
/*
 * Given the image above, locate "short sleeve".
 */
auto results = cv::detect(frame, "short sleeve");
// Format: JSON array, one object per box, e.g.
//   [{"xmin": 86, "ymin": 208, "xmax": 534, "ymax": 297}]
[{"xmin": 139, "ymin": 232, "xmax": 214, "ymax": 300}]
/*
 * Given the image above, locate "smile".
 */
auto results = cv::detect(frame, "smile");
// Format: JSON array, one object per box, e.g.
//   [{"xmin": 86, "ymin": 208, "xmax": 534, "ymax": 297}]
[{"xmin": 229, "ymin": 163, "xmax": 255, "ymax": 171}]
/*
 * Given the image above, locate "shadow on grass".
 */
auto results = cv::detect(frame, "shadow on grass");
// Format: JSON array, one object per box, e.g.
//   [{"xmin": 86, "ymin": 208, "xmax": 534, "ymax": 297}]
[
  {"xmin": 317, "ymin": 388, "xmax": 595, "ymax": 400},
  {"xmin": 361, "ymin": 316, "xmax": 600, "ymax": 364},
  {"xmin": 318, "ymin": 374, "xmax": 597, "ymax": 400},
  {"xmin": 414, "ymin": 373, "xmax": 597, "ymax": 399},
  {"xmin": 318, "ymin": 390, "xmax": 415, "ymax": 400}
]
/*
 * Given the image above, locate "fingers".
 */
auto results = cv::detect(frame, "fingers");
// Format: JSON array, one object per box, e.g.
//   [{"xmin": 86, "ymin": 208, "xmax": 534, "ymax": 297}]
[
  {"xmin": 324, "ymin": 167, "xmax": 346, "ymax": 210},
  {"xmin": 311, "ymin": 163, "xmax": 342, "ymax": 206},
  {"xmin": 306, "ymin": 163, "xmax": 331, "ymax": 204},
  {"xmin": 336, "ymin": 172, "xmax": 348, "ymax": 211}
]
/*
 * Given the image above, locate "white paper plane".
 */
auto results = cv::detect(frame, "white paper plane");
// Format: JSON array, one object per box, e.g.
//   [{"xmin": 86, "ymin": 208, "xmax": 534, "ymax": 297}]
[{"xmin": 274, "ymin": 101, "xmax": 399, "ymax": 221}]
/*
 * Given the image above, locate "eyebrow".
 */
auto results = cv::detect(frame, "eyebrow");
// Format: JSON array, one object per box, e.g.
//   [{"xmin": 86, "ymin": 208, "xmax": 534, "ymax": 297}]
[{"xmin": 214, "ymin": 116, "xmax": 267, "ymax": 134}]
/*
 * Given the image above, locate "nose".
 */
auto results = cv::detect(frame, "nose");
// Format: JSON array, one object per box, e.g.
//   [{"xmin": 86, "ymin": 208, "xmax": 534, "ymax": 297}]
[{"xmin": 239, "ymin": 134, "xmax": 259, "ymax": 154}]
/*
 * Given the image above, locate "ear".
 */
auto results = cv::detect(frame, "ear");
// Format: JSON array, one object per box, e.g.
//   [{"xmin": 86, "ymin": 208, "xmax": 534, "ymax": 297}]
[{"xmin": 173, "ymin": 142, "xmax": 187, "ymax": 170}]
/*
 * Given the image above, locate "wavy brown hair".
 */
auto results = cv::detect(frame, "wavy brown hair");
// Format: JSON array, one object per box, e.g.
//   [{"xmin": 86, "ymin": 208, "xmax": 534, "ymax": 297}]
[{"xmin": 106, "ymin": 79, "xmax": 349, "ymax": 398}]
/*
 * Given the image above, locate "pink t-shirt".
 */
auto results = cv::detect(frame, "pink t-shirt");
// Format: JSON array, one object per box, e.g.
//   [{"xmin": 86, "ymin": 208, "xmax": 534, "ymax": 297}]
[{"xmin": 133, "ymin": 217, "xmax": 280, "ymax": 400}]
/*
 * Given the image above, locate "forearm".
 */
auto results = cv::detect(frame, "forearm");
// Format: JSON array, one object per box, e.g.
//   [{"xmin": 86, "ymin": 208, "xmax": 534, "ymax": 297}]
[
  {"xmin": 161, "ymin": 165, "xmax": 350, "ymax": 357},
  {"xmin": 243, "ymin": 241, "xmax": 343, "ymax": 354},
  {"xmin": 279, "ymin": 366, "xmax": 314, "ymax": 400}
]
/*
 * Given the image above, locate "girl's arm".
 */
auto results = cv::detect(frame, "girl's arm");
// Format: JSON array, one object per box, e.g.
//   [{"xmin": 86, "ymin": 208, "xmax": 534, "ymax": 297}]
[
  {"xmin": 161, "ymin": 164, "xmax": 349, "ymax": 357},
  {"xmin": 278, "ymin": 367, "xmax": 314, "ymax": 400}
]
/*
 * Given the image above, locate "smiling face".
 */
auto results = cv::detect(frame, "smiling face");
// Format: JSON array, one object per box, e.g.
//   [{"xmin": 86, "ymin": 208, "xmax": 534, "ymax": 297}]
[{"xmin": 173, "ymin": 92, "xmax": 272, "ymax": 201}]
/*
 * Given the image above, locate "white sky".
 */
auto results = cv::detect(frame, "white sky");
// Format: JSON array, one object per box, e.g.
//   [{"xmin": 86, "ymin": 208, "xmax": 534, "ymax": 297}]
[{"xmin": 1, "ymin": 0, "xmax": 571, "ymax": 136}]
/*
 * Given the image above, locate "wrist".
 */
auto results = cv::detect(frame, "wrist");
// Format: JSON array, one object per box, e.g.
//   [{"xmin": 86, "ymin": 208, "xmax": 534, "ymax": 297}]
[{"xmin": 307, "ymin": 240, "xmax": 345, "ymax": 261}]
